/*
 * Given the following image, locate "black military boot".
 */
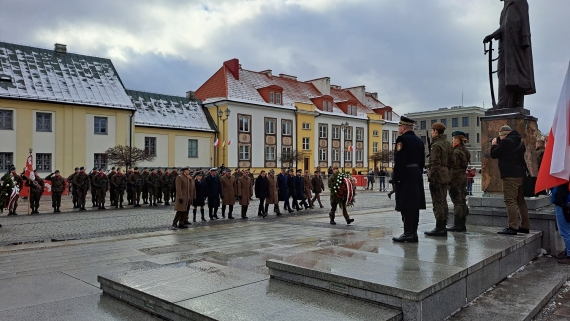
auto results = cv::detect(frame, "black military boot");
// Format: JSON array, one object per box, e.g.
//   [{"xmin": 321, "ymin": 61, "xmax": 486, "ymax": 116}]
[
  {"xmin": 120, "ymin": 202, "xmax": 124, "ymax": 208},
  {"xmin": 56, "ymin": 207, "xmax": 61, "ymax": 213},
  {"xmin": 425, "ymin": 220, "xmax": 448, "ymax": 237},
  {"xmin": 209, "ymin": 208, "xmax": 214, "ymax": 221},
  {"xmin": 193, "ymin": 209, "xmax": 197, "ymax": 223},
  {"xmin": 241, "ymin": 206, "xmax": 248, "ymax": 219},
  {"xmin": 213, "ymin": 208, "xmax": 219, "ymax": 220},
  {"xmin": 447, "ymin": 218, "xmax": 467, "ymax": 232},
  {"xmin": 200, "ymin": 208, "xmax": 206, "ymax": 221},
  {"xmin": 222, "ymin": 205, "xmax": 226, "ymax": 218},
  {"xmin": 228, "ymin": 205, "xmax": 234, "ymax": 219},
  {"xmin": 392, "ymin": 232, "xmax": 419, "ymax": 243}
]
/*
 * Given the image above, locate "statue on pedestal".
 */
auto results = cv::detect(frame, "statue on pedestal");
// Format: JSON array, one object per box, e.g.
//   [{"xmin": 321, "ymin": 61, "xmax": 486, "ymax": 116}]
[{"xmin": 484, "ymin": 0, "xmax": 535, "ymax": 109}]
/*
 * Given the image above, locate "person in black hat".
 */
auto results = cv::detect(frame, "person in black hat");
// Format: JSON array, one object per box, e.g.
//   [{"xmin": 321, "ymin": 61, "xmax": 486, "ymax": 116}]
[
  {"xmin": 446, "ymin": 131, "xmax": 471, "ymax": 232},
  {"xmin": 287, "ymin": 169, "xmax": 298, "ymax": 210},
  {"xmin": 45, "ymin": 170, "xmax": 65, "ymax": 213},
  {"xmin": 392, "ymin": 116, "xmax": 426, "ymax": 243},
  {"xmin": 277, "ymin": 167, "xmax": 292, "ymax": 213},
  {"xmin": 72, "ymin": 167, "xmax": 89, "ymax": 210},
  {"xmin": 67, "ymin": 167, "xmax": 80, "ymax": 208},
  {"xmin": 192, "ymin": 171, "xmax": 206, "ymax": 221},
  {"xmin": 7, "ymin": 166, "xmax": 23, "ymax": 215},
  {"xmin": 205, "ymin": 167, "xmax": 222, "ymax": 220}
]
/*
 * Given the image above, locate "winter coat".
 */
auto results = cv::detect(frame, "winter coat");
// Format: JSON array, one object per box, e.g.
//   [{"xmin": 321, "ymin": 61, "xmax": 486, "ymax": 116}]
[
  {"xmin": 255, "ymin": 175, "xmax": 269, "ymax": 199},
  {"xmin": 303, "ymin": 175, "xmax": 312, "ymax": 199},
  {"xmin": 45, "ymin": 173, "xmax": 65, "ymax": 193},
  {"xmin": 277, "ymin": 173, "xmax": 289, "ymax": 201},
  {"xmin": 237, "ymin": 176, "xmax": 253, "ymax": 206},
  {"xmin": 490, "ymin": 130, "xmax": 527, "ymax": 179},
  {"xmin": 287, "ymin": 175, "xmax": 296, "ymax": 198},
  {"xmin": 112, "ymin": 173, "xmax": 128, "ymax": 191},
  {"xmin": 311, "ymin": 176, "xmax": 324, "ymax": 193},
  {"xmin": 393, "ymin": 130, "xmax": 427, "ymax": 212},
  {"xmin": 174, "ymin": 174, "xmax": 195, "ymax": 212},
  {"xmin": 266, "ymin": 174, "xmax": 279, "ymax": 205},
  {"xmin": 193, "ymin": 179, "xmax": 206, "ymax": 207},
  {"xmin": 294, "ymin": 175, "xmax": 305, "ymax": 200},
  {"xmin": 220, "ymin": 175, "xmax": 237, "ymax": 206},
  {"xmin": 205, "ymin": 175, "xmax": 221, "ymax": 208}
]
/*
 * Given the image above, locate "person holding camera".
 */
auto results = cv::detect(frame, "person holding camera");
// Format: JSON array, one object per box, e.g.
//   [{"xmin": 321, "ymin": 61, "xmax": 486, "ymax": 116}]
[
  {"xmin": 491, "ymin": 125, "xmax": 530, "ymax": 235},
  {"xmin": 552, "ymin": 182, "xmax": 570, "ymax": 264}
]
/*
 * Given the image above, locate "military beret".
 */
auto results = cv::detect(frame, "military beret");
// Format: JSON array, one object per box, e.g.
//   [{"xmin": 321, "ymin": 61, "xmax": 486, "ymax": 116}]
[
  {"xmin": 111, "ymin": 167, "xmax": 116, "ymax": 170},
  {"xmin": 431, "ymin": 122, "xmax": 446, "ymax": 131},
  {"xmin": 281, "ymin": 167, "xmax": 287, "ymax": 170},
  {"xmin": 296, "ymin": 169, "xmax": 302, "ymax": 173},
  {"xmin": 399, "ymin": 116, "xmax": 415, "ymax": 126},
  {"xmin": 80, "ymin": 166, "xmax": 85, "ymax": 170},
  {"xmin": 74, "ymin": 167, "xmax": 79, "ymax": 171},
  {"xmin": 134, "ymin": 167, "xmax": 139, "ymax": 170},
  {"xmin": 54, "ymin": 170, "xmax": 60, "ymax": 173},
  {"xmin": 144, "ymin": 167, "xmax": 148, "ymax": 170},
  {"xmin": 9, "ymin": 166, "xmax": 16, "ymax": 171},
  {"xmin": 150, "ymin": 168, "xmax": 155, "ymax": 171},
  {"xmin": 288, "ymin": 169, "xmax": 294, "ymax": 172},
  {"xmin": 452, "ymin": 131, "xmax": 467, "ymax": 137}
]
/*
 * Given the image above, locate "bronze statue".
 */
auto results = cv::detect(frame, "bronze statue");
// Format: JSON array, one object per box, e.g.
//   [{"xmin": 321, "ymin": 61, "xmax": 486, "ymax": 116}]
[{"xmin": 484, "ymin": 0, "xmax": 535, "ymax": 109}]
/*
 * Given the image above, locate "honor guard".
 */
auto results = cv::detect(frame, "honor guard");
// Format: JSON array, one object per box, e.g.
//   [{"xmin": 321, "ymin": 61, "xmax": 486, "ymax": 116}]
[
  {"xmin": 111, "ymin": 167, "xmax": 127, "ymax": 208},
  {"xmin": 46, "ymin": 170, "xmax": 65, "ymax": 213},
  {"xmin": 129, "ymin": 167, "xmax": 143, "ymax": 207},
  {"xmin": 141, "ymin": 167, "xmax": 149, "ymax": 204},
  {"xmin": 7, "ymin": 166, "xmax": 23, "ymax": 215},
  {"xmin": 107, "ymin": 167, "xmax": 117, "ymax": 206},
  {"xmin": 67, "ymin": 167, "xmax": 80, "ymax": 208},
  {"xmin": 89, "ymin": 167, "xmax": 98, "ymax": 207},
  {"xmin": 72, "ymin": 167, "xmax": 89, "ymax": 210}
]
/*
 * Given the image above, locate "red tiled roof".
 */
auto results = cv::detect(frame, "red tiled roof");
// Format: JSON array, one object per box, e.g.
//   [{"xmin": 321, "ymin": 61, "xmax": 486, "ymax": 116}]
[{"xmin": 195, "ymin": 66, "xmax": 228, "ymax": 102}]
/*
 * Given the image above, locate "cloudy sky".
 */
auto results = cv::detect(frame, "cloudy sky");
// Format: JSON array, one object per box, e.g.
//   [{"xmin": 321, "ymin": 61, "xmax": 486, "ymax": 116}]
[{"xmin": 1, "ymin": 0, "xmax": 569, "ymax": 132}]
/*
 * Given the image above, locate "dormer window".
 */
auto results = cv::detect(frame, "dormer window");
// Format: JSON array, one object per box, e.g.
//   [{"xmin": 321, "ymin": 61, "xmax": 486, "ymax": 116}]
[
  {"xmin": 269, "ymin": 92, "xmax": 282, "ymax": 104},
  {"xmin": 258, "ymin": 85, "xmax": 283, "ymax": 105},
  {"xmin": 347, "ymin": 105, "xmax": 357, "ymax": 116},
  {"xmin": 322, "ymin": 101, "xmax": 333, "ymax": 112},
  {"xmin": 276, "ymin": 93, "xmax": 281, "ymax": 104},
  {"xmin": 270, "ymin": 92, "xmax": 274, "ymax": 103}
]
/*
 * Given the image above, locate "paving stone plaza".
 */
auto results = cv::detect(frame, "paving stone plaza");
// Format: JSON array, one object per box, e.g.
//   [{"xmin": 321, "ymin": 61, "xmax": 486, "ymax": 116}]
[{"xmin": 1, "ymin": 190, "xmax": 570, "ymax": 320}]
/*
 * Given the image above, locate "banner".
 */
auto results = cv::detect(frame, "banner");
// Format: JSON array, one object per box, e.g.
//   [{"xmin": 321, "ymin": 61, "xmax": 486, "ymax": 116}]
[{"xmin": 19, "ymin": 179, "xmax": 69, "ymax": 197}]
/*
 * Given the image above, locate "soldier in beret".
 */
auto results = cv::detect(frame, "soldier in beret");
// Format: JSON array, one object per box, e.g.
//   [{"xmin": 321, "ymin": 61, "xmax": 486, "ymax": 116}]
[
  {"xmin": 129, "ymin": 167, "xmax": 143, "ymax": 207},
  {"xmin": 142, "ymin": 167, "xmax": 149, "ymax": 204},
  {"xmin": 72, "ymin": 167, "xmax": 89, "ymax": 210},
  {"xmin": 447, "ymin": 131, "xmax": 471, "ymax": 232},
  {"xmin": 46, "ymin": 170, "xmax": 65, "ymax": 213},
  {"xmin": 425, "ymin": 122, "xmax": 454, "ymax": 237},
  {"xmin": 111, "ymin": 167, "xmax": 127, "ymax": 208},
  {"xmin": 67, "ymin": 167, "xmax": 80, "ymax": 208},
  {"xmin": 23, "ymin": 169, "xmax": 45, "ymax": 214},
  {"xmin": 7, "ymin": 166, "xmax": 23, "ymax": 215},
  {"xmin": 107, "ymin": 167, "xmax": 117, "ymax": 206},
  {"xmin": 145, "ymin": 168, "xmax": 159, "ymax": 206},
  {"xmin": 89, "ymin": 167, "xmax": 98, "ymax": 207}
]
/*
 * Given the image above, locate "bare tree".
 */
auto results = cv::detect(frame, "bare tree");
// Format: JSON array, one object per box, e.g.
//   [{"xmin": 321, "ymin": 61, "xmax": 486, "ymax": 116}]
[
  {"xmin": 278, "ymin": 149, "xmax": 305, "ymax": 168},
  {"xmin": 368, "ymin": 150, "xmax": 393, "ymax": 169},
  {"xmin": 104, "ymin": 145, "xmax": 156, "ymax": 168}
]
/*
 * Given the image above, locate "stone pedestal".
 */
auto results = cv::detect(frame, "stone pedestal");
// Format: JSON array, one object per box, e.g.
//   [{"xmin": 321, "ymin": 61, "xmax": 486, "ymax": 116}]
[{"xmin": 480, "ymin": 108, "xmax": 538, "ymax": 195}]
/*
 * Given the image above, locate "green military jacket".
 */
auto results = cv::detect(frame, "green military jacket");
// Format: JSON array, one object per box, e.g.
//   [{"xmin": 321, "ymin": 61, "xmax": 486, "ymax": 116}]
[
  {"xmin": 449, "ymin": 144, "xmax": 471, "ymax": 185},
  {"xmin": 428, "ymin": 135, "xmax": 453, "ymax": 185}
]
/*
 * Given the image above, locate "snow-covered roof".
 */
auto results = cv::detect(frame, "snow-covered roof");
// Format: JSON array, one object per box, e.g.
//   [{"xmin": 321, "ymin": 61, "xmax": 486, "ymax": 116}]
[
  {"xmin": 127, "ymin": 89, "xmax": 216, "ymax": 132},
  {"xmin": 0, "ymin": 42, "xmax": 134, "ymax": 109}
]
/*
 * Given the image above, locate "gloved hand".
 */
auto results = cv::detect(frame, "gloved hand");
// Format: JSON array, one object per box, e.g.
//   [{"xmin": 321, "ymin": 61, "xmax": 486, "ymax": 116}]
[{"xmin": 178, "ymin": 199, "xmax": 183, "ymax": 204}]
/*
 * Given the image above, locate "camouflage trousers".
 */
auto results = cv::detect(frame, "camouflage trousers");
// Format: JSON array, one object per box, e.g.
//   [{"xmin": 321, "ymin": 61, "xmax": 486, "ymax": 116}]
[
  {"xmin": 449, "ymin": 182, "xmax": 468, "ymax": 220},
  {"xmin": 429, "ymin": 183, "xmax": 449, "ymax": 221}
]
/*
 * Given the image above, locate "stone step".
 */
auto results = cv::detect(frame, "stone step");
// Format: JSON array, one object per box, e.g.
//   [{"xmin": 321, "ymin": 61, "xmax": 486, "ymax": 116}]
[
  {"xmin": 99, "ymin": 260, "xmax": 402, "ymax": 321},
  {"xmin": 448, "ymin": 256, "xmax": 570, "ymax": 321}
]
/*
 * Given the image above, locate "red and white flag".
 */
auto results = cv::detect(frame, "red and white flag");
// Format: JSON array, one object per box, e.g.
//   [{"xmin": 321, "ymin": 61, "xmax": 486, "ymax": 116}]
[
  {"xmin": 213, "ymin": 138, "xmax": 219, "ymax": 148},
  {"xmin": 25, "ymin": 154, "xmax": 35, "ymax": 181},
  {"xmin": 535, "ymin": 61, "xmax": 570, "ymax": 193},
  {"xmin": 227, "ymin": 139, "xmax": 233, "ymax": 146}
]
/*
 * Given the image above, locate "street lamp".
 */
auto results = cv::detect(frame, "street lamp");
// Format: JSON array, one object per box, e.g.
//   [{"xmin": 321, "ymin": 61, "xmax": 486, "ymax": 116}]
[
  {"xmin": 217, "ymin": 108, "xmax": 231, "ymax": 168},
  {"xmin": 340, "ymin": 121, "xmax": 349, "ymax": 172}
]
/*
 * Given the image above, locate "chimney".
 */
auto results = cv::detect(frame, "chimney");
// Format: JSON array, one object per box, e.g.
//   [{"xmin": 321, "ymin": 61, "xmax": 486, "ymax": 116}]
[
  {"xmin": 346, "ymin": 86, "xmax": 366, "ymax": 104},
  {"xmin": 367, "ymin": 92, "xmax": 378, "ymax": 100},
  {"xmin": 330, "ymin": 85, "xmax": 341, "ymax": 90},
  {"xmin": 260, "ymin": 70, "xmax": 272, "ymax": 76},
  {"xmin": 186, "ymin": 91, "xmax": 195, "ymax": 99},
  {"xmin": 279, "ymin": 73, "xmax": 297, "ymax": 81},
  {"xmin": 223, "ymin": 58, "xmax": 240, "ymax": 80},
  {"xmin": 308, "ymin": 77, "xmax": 330, "ymax": 96},
  {"xmin": 54, "ymin": 43, "xmax": 67, "ymax": 54}
]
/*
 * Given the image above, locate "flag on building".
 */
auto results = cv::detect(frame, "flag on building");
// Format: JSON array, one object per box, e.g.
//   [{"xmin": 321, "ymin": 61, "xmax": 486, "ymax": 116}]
[
  {"xmin": 25, "ymin": 154, "xmax": 35, "ymax": 181},
  {"xmin": 213, "ymin": 138, "xmax": 219, "ymax": 148},
  {"xmin": 221, "ymin": 140, "xmax": 226, "ymax": 147},
  {"xmin": 227, "ymin": 139, "xmax": 233, "ymax": 146},
  {"xmin": 348, "ymin": 145, "xmax": 354, "ymax": 152},
  {"xmin": 535, "ymin": 61, "xmax": 570, "ymax": 193}
]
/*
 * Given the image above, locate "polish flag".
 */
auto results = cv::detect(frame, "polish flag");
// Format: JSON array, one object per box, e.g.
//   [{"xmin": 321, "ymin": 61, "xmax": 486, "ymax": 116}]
[
  {"xmin": 535, "ymin": 61, "xmax": 570, "ymax": 193},
  {"xmin": 213, "ymin": 138, "xmax": 219, "ymax": 148},
  {"xmin": 25, "ymin": 154, "xmax": 35, "ymax": 181},
  {"xmin": 349, "ymin": 145, "xmax": 354, "ymax": 152},
  {"xmin": 227, "ymin": 139, "xmax": 233, "ymax": 146},
  {"xmin": 221, "ymin": 140, "xmax": 226, "ymax": 148}
]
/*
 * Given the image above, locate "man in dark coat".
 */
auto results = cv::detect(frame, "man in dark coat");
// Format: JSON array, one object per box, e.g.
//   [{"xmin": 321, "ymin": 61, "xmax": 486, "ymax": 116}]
[
  {"xmin": 392, "ymin": 116, "xmax": 426, "ymax": 243},
  {"xmin": 294, "ymin": 169, "xmax": 309, "ymax": 210},
  {"xmin": 193, "ymin": 172, "xmax": 207, "ymax": 222},
  {"xmin": 255, "ymin": 170, "xmax": 269, "ymax": 217},
  {"xmin": 277, "ymin": 168, "xmax": 292, "ymax": 213},
  {"xmin": 205, "ymin": 168, "xmax": 222, "ymax": 220},
  {"xmin": 287, "ymin": 169, "xmax": 299, "ymax": 210},
  {"xmin": 484, "ymin": 0, "xmax": 535, "ymax": 109},
  {"xmin": 45, "ymin": 170, "xmax": 65, "ymax": 213},
  {"xmin": 491, "ymin": 125, "xmax": 529, "ymax": 235}
]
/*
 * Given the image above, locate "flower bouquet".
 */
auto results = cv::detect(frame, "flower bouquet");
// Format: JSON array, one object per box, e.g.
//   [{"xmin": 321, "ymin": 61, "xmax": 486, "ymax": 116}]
[
  {"xmin": 0, "ymin": 171, "xmax": 16, "ymax": 212},
  {"xmin": 330, "ymin": 172, "xmax": 356, "ymax": 208}
]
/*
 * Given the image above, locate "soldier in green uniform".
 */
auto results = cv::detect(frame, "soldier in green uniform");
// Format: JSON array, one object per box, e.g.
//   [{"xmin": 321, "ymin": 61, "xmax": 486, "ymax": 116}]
[
  {"xmin": 447, "ymin": 131, "xmax": 471, "ymax": 232},
  {"xmin": 161, "ymin": 169, "xmax": 172, "ymax": 206},
  {"xmin": 425, "ymin": 122, "xmax": 454, "ymax": 237},
  {"xmin": 93, "ymin": 169, "xmax": 109, "ymax": 210},
  {"xmin": 67, "ymin": 167, "xmax": 79, "ymax": 208},
  {"xmin": 126, "ymin": 167, "xmax": 134, "ymax": 205},
  {"xmin": 112, "ymin": 167, "xmax": 127, "ymax": 208},
  {"xmin": 142, "ymin": 167, "xmax": 149, "ymax": 204},
  {"xmin": 145, "ymin": 168, "xmax": 159, "ymax": 206},
  {"xmin": 73, "ymin": 167, "xmax": 89, "ymax": 210},
  {"xmin": 327, "ymin": 166, "xmax": 354, "ymax": 225},
  {"xmin": 24, "ymin": 169, "xmax": 45, "ymax": 214},
  {"xmin": 107, "ymin": 167, "xmax": 117, "ymax": 206},
  {"xmin": 156, "ymin": 167, "xmax": 164, "ymax": 204},
  {"xmin": 7, "ymin": 166, "xmax": 23, "ymax": 215},
  {"xmin": 129, "ymin": 167, "xmax": 143, "ymax": 207},
  {"xmin": 89, "ymin": 167, "xmax": 98, "ymax": 207},
  {"xmin": 170, "ymin": 168, "xmax": 177, "ymax": 203},
  {"xmin": 46, "ymin": 170, "xmax": 65, "ymax": 213}
]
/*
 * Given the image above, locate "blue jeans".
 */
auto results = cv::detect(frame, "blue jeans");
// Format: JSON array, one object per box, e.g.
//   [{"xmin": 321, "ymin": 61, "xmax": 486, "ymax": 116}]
[
  {"xmin": 555, "ymin": 206, "xmax": 570, "ymax": 256},
  {"xmin": 379, "ymin": 177, "xmax": 385, "ymax": 190},
  {"xmin": 467, "ymin": 180, "xmax": 473, "ymax": 194}
]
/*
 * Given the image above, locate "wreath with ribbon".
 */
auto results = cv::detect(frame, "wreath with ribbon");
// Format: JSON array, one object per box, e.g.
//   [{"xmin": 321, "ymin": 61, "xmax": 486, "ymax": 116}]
[
  {"xmin": 0, "ymin": 171, "xmax": 17, "ymax": 211},
  {"xmin": 330, "ymin": 172, "xmax": 356, "ymax": 208}
]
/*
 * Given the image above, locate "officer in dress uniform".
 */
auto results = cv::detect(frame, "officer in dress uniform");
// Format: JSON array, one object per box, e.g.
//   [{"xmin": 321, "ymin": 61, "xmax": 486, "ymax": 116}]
[
  {"xmin": 392, "ymin": 116, "xmax": 426, "ymax": 243},
  {"xmin": 67, "ymin": 167, "xmax": 79, "ymax": 208}
]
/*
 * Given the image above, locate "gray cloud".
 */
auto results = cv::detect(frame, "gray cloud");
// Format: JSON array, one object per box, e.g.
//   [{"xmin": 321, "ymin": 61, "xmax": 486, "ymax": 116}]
[{"xmin": 1, "ymin": 0, "xmax": 568, "ymax": 132}]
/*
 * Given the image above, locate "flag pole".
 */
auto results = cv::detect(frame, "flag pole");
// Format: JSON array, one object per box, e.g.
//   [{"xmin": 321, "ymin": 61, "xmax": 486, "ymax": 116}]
[{"xmin": 27, "ymin": 148, "xmax": 32, "ymax": 215}]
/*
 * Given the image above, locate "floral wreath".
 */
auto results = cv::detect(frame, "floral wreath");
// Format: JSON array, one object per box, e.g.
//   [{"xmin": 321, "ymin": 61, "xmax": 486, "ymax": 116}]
[
  {"xmin": 330, "ymin": 172, "xmax": 356, "ymax": 208},
  {"xmin": 0, "ymin": 171, "xmax": 18, "ymax": 211}
]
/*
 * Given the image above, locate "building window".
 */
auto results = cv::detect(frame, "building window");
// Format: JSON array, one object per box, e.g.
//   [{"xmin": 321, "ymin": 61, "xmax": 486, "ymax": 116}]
[
  {"xmin": 440, "ymin": 119, "xmax": 447, "ymax": 126},
  {"xmin": 462, "ymin": 117, "xmax": 469, "ymax": 127},
  {"xmin": 319, "ymin": 149, "xmax": 327, "ymax": 161},
  {"xmin": 322, "ymin": 101, "xmax": 333, "ymax": 112},
  {"xmin": 302, "ymin": 123, "xmax": 311, "ymax": 130},
  {"xmin": 332, "ymin": 149, "xmax": 340, "ymax": 161},
  {"xmin": 239, "ymin": 115, "xmax": 250, "ymax": 132},
  {"xmin": 344, "ymin": 127, "xmax": 352, "ymax": 140},
  {"xmin": 188, "ymin": 139, "xmax": 198, "ymax": 158},
  {"xmin": 477, "ymin": 117, "xmax": 480, "ymax": 127},
  {"xmin": 319, "ymin": 124, "xmax": 328, "ymax": 138},
  {"xmin": 332, "ymin": 126, "xmax": 340, "ymax": 139},
  {"xmin": 94, "ymin": 153, "xmax": 107, "ymax": 170},
  {"xmin": 94, "ymin": 116, "xmax": 107, "ymax": 134},
  {"xmin": 302, "ymin": 137, "xmax": 310, "ymax": 150},
  {"xmin": 373, "ymin": 142, "xmax": 378, "ymax": 153},
  {"xmin": 144, "ymin": 137, "xmax": 156, "ymax": 156},
  {"xmin": 373, "ymin": 130, "xmax": 379, "ymax": 137},
  {"xmin": 420, "ymin": 121, "xmax": 426, "ymax": 130},
  {"xmin": 0, "ymin": 110, "xmax": 13, "ymax": 130},
  {"xmin": 344, "ymin": 151, "xmax": 352, "ymax": 162},
  {"xmin": 282, "ymin": 146, "xmax": 292, "ymax": 158},
  {"xmin": 265, "ymin": 118, "xmax": 276, "ymax": 134},
  {"xmin": 385, "ymin": 111, "xmax": 392, "ymax": 121},
  {"xmin": 477, "ymin": 151, "xmax": 481, "ymax": 163},
  {"xmin": 36, "ymin": 153, "xmax": 51, "ymax": 172},
  {"xmin": 276, "ymin": 93, "xmax": 281, "ymax": 105},
  {"xmin": 356, "ymin": 150, "xmax": 363, "ymax": 162},
  {"xmin": 356, "ymin": 128, "xmax": 364, "ymax": 141},
  {"xmin": 269, "ymin": 92, "xmax": 274, "ymax": 104},
  {"xmin": 392, "ymin": 131, "xmax": 399, "ymax": 144},
  {"xmin": 265, "ymin": 146, "xmax": 275, "ymax": 161},
  {"xmin": 452, "ymin": 118, "xmax": 458, "ymax": 127},
  {"xmin": 466, "ymin": 133, "xmax": 470, "ymax": 140},
  {"xmin": 239, "ymin": 145, "xmax": 250, "ymax": 160},
  {"xmin": 282, "ymin": 120, "xmax": 292, "ymax": 136},
  {"xmin": 431, "ymin": 119, "xmax": 437, "ymax": 125},
  {"xmin": 382, "ymin": 130, "xmax": 389, "ymax": 143},
  {"xmin": 477, "ymin": 133, "xmax": 480, "ymax": 143},
  {"xmin": 421, "ymin": 136, "xmax": 427, "ymax": 144},
  {"xmin": 0, "ymin": 152, "xmax": 13, "ymax": 170},
  {"xmin": 36, "ymin": 112, "xmax": 52, "ymax": 132},
  {"xmin": 347, "ymin": 105, "xmax": 357, "ymax": 116}
]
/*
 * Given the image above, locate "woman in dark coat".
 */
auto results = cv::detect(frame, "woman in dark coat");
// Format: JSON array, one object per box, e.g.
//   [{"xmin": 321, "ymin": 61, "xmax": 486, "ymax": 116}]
[
  {"xmin": 277, "ymin": 168, "xmax": 292, "ymax": 213},
  {"xmin": 193, "ymin": 172, "xmax": 206, "ymax": 222},
  {"xmin": 255, "ymin": 170, "xmax": 269, "ymax": 217},
  {"xmin": 205, "ymin": 168, "xmax": 222, "ymax": 220}
]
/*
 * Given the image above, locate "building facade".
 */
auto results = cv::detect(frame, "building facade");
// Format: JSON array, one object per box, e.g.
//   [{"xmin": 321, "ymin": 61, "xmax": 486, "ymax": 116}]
[{"xmin": 404, "ymin": 106, "xmax": 488, "ymax": 167}]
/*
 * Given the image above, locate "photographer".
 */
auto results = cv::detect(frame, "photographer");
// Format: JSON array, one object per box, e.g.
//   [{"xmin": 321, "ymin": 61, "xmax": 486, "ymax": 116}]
[{"xmin": 490, "ymin": 125, "xmax": 529, "ymax": 235}]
